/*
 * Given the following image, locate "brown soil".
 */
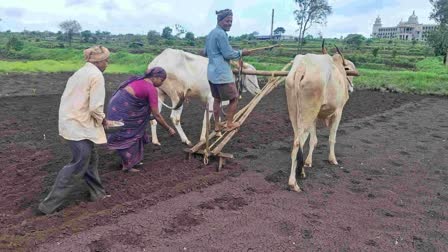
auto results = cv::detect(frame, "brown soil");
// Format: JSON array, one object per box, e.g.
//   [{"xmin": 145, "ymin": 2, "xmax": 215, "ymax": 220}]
[{"xmin": 0, "ymin": 73, "xmax": 447, "ymax": 251}]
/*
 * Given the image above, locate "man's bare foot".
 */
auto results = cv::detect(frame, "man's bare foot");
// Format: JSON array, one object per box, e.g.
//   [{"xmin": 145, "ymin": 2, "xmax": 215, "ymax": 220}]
[{"xmin": 224, "ymin": 122, "xmax": 241, "ymax": 132}]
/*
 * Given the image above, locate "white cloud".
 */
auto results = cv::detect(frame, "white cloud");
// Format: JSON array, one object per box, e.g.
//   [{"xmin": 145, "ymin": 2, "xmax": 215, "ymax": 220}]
[{"xmin": 0, "ymin": 0, "xmax": 437, "ymax": 38}]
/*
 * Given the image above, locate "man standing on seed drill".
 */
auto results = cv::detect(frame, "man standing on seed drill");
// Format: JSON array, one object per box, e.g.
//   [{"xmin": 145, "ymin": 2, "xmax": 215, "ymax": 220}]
[{"xmin": 203, "ymin": 9, "xmax": 252, "ymax": 133}]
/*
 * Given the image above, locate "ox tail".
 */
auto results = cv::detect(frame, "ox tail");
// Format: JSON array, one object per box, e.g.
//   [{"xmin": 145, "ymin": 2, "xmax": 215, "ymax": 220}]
[
  {"xmin": 296, "ymin": 145, "xmax": 304, "ymax": 179},
  {"xmin": 293, "ymin": 64, "xmax": 306, "ymax": 179},
  {"xmin": 160, "ymin": 91, "xmax": 186, "ymax": 110}
]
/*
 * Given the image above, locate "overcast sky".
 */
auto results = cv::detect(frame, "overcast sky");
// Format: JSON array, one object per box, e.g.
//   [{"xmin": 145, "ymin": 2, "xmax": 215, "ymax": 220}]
[{"xmin": 0, "ymin": 0, "xmax": 436, "ymax": 38}]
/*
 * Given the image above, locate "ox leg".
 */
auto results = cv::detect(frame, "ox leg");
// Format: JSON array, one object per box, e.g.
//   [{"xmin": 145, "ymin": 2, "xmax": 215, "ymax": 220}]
[
  {"xmin": 328, "ymin": 111, "xmax": 342, "ymax": 165},
  {"xmin": 150, "ymin": 100, "xmax": 163, "ymax": 146},
  {"xmin": 304, "ymin": 124, "xmax": 318, "ymax": 168},
  {"xmin": 200, "ymin": 98, "xmax": 216, "ymax": 142},
  {"xmin": 288, "ymin": 137, "xmax": 304, "ymax": 192},
  {"xmin": 171, "ymin": 105, "xmax": 192, "ymax": 146},
  {"xmin": 299, "ymin": 132, "xmax": 310, "ymax": 178}
]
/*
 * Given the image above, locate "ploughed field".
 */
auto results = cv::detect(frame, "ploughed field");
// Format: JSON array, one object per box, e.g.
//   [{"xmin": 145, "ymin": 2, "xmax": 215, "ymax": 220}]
[{"xmin": 0, "ymin": 73, "xmax": 447, "ymax": 251}]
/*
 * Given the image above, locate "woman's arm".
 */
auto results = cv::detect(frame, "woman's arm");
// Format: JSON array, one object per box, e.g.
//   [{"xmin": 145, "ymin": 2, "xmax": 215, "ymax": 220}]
[{"xmin": 150, "ymin": 108, "xmax": 176, "ymax": 136}]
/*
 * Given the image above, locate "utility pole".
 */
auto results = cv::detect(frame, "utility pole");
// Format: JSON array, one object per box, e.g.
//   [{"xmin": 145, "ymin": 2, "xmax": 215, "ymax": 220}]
[{"xmin": 270, "ymin": 9, "xmax": 274, "ymax": 41}]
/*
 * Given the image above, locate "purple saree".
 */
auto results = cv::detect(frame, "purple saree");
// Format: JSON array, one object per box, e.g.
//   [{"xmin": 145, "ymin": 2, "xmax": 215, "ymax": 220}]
[{"xmin": 106, "ymin": 78, "xmax": 151, "ymax": 170}]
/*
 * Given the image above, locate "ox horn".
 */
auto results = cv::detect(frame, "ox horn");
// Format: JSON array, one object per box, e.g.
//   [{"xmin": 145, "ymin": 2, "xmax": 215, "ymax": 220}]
[
  {"xmin": 345, "ymin": 70, "xmax": 360, "ymax": 76},
  {"xmin": 334, "ymin": 45, "xmax": 347, "ymax": 66},
  {"xmin": 322, "ymin": 39, "xmax": 328, "ymax": 54}
]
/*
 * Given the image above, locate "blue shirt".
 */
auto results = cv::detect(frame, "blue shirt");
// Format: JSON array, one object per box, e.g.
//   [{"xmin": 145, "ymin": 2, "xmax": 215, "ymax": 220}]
[{"xmin": 204, "ymin": 26, "xmax": 242, "ymax": 84}]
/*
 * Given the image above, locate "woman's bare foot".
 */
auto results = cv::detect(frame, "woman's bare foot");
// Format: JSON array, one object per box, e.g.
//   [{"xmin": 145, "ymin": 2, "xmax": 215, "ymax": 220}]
[{"xmin": 122, "ymin": 167, "xmax": 140, "ymax": 173}]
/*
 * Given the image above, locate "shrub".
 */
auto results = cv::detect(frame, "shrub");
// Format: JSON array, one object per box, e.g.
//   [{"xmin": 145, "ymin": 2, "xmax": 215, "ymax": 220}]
[{"xmin": 6, "ymin": 37, "xmax": 25, "ymax": 51}]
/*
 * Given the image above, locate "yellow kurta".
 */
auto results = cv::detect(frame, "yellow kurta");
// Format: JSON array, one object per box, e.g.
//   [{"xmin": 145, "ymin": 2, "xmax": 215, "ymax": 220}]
[{"xmin": 58, "ymin": 62, "xmax": 107, "ymax": 144}]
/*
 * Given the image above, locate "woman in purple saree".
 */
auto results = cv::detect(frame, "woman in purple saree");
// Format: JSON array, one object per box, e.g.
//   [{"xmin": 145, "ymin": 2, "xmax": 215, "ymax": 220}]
[{"xmin": 107, "ymin": 67, "xmax": 176, "ymax": 172}]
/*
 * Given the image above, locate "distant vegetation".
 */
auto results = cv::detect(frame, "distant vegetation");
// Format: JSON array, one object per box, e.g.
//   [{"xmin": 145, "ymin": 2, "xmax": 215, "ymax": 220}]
[{"xmin": 0, "ymin": 29, "xmax": 448, "ymax": 95}]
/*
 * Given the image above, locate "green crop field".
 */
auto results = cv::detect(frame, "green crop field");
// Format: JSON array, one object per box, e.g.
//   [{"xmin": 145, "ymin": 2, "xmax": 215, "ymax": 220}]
[{"xmin": 1, "ymin": 32, "xmax": 448, "ymax": 95}]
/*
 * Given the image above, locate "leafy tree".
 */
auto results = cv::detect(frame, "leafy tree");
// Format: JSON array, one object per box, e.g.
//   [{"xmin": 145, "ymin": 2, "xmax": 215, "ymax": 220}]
[
  {"xmin": 59, "ymin": 20, "xmax": 81, "ymax": 47},
  {"xmin": 185, "ymin": 32, "xmax": 195, "ymax": 41},
  {"xmin": 372, "ymin": 47, "xmax": 379, "ymax": 57},
  {"xmin": 174, "ymin": 24, "xmax": 186, "ymax": 38},
  {"xmin": 56, "ymin": 31, "xmax": 64, "ymax": 41},
  {"xmin": 162, "ymin": 26, "xmax": 173, "ymax": 40},
  {"xmin": 411, "ymin": 39, "xmax": 417, "ymax": 46},
  {"xmin": 6, "ymin": 36, "xmax": 24, "ymax": 51},
  {"xmin": 147, "ymin": 30, "xmax": 161, "ymax": 44},
  {"xmin": 430, "ymin": 0, "xmax": 448, "ymax": 24},
  {"xmin": 304, "ymin": 34, "xmax": 314, "ymax": 40},
  {"xmin": 428, "ymin": 0, "xmax": 448, "ymax": 64},
  {"xmin": 427, "ymin": 26, "xmax": 448, "ymax": 56},
  {"xmin": 81, "ymin": 30, "xmax": 92, "ymax": 43},
  {"xmin": 185, "ymin": 32, "xmax": 195, "ymax": 45},
  {"xmin": 365, "ymin": 38, "xmax": 373, "ymax": 45},
  {"xmin": 293, "ymin": 0, "xmax": 332, "ymax": 52},
  {"xmin": 248, "ymin": 31, "xmax": 259, "ymax": 40},
  {"xmin": 344, "ymin": 34, "xmax": 365, "ymax": 49},
  {"xmin": 274, "ymin": 27, "xmax": 286, "ymax": 35},
  {"xmin": 392, "ymin": 49, "xmax": 397, "ymax": 58}
]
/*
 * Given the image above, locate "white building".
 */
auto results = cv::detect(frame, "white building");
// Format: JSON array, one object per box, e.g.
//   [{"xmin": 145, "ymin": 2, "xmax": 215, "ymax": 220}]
[{"xmin": 372, "ymin": 11, "xmax": 437, "ymax": 41}]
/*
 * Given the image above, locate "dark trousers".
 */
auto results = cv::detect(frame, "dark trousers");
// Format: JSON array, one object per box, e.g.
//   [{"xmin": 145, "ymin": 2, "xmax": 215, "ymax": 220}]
[{"xmin": 38, "ymin": 139, "xmax": 106, "ymax": 214}]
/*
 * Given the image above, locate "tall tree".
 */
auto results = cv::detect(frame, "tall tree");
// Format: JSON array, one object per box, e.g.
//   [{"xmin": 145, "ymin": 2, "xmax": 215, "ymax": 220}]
[
  {"xmin": 185, "ymin": 32, "xmax": 195, "ymax": 41},
  {"xmin": 274, "ymin": 27, "xmax": 286, "ymax": 35},
  {"xmin": 293, "ymin": 0, "xmax": 332, "ymax": 53},
  {"xmin": 174, "ymin": 24, "xmax": 186, "ymax": 38},
  {"xmin": 147, "ymin": 30, "xmax": 161, "ymax": 44},
  {"xmin": 428, "ymin": 0, "xmax": 448, "ymax": 64},
  {"xmin": 162, "ymin": 26, "xmax": 173, "ymax": 40},
  {"xmin": 430, "ymin": 0, "xmax": 448, "ymax": 24},
  {"xmin": 59, "ymin": 20, "xmax": 82, "ymax": 47},
  {"xmin": 80, "ymin": 30, "xmax": 92, "ymax": 43},
  {"xmin": 344, "ymin": 34, "xmax": 366, "ymax": 49}
]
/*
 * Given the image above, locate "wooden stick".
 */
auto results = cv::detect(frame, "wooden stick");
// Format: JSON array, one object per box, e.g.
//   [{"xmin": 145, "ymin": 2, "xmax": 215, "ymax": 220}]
[
  {"xmin": 211, "ymin": 78, "xmax": 285, "ymax": 155},
  {"xmin": 204, "ymin": 102, "xmax": 210, "ymax": 164},
  {"xmin": 246, "ymin": 44, "xmax": 280, "ymax": 53},
  {"xmin": 231, "ymin": 69, "xmax": 289, "ymax": 76},
  {"xmin": 210, "ymin": 62, "xmax": 292, "ymax": 155}
]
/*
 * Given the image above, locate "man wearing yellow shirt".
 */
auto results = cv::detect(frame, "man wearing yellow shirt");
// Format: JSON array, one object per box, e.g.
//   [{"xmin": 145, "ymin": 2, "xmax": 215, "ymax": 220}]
[{"xmin": 38, "ymin": 45, "xmax": 110, "ymax": 214}]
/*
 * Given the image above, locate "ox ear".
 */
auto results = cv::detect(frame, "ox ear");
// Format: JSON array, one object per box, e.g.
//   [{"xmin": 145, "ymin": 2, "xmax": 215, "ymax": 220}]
[{"xmin": 322, "ymin": 39, "xmax": 328, "ymax": 54}]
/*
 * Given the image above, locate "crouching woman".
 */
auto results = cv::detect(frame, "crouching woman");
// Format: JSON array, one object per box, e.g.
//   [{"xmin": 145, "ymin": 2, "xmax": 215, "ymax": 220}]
[{"xmin": 106, "ymin": 67, "xmax": 176, "ymax": 172}]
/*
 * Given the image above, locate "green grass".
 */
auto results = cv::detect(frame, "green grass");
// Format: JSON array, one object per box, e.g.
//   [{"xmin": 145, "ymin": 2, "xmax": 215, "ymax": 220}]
[
  {"xmin": 0, "ymin": 60, "xmax": 147, "ymax": 74},
  {"xmin": 0, "ymin": 50, "xmax": 156, "ymax": 74},
  {"xmin": 355, "ymin": 68, "xmax": 448, "ymax": 95},
  {"xmin": 0, "ymin": 60, "xmax": 82, "ymax": 73}
]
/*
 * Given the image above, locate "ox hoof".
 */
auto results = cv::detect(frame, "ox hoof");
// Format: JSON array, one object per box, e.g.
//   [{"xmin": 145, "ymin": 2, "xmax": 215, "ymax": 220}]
[
  {"xmin": 152, "ymin": 142, "xmax": 161, "ymax": 146},
  {"xmin": 304, "ymin": 162, "xmax": 312, "ymax": 168},
  {"xmin": 300, "ymin": 172, "xmax": 307, "ymax": 179},
  {"xmin": 184, "ymin": 141, "xmax": 193, "ymax": 147},
  {"xmin": 328, "ymin": 159, "xmax": 339, "ymax": 165},
  {"xmin": 289, "ymin": 183, "xmax": 302, "ymax": 192}
]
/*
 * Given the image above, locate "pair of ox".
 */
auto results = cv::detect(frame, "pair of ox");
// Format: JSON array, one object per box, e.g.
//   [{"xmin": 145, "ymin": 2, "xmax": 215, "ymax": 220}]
[{"xmin": 147, "ymin": 46, "xmax": 359, "ymax": 193}]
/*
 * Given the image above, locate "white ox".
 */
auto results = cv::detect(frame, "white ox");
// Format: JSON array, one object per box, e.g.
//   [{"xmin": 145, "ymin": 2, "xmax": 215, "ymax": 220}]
[
  {"xmin": 148, "ymin": 48, "xmax": 260, "ymax": 146},
  {"xmin": 285, "ymin": 47, "xmax": 359, "ymax": 192}
]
